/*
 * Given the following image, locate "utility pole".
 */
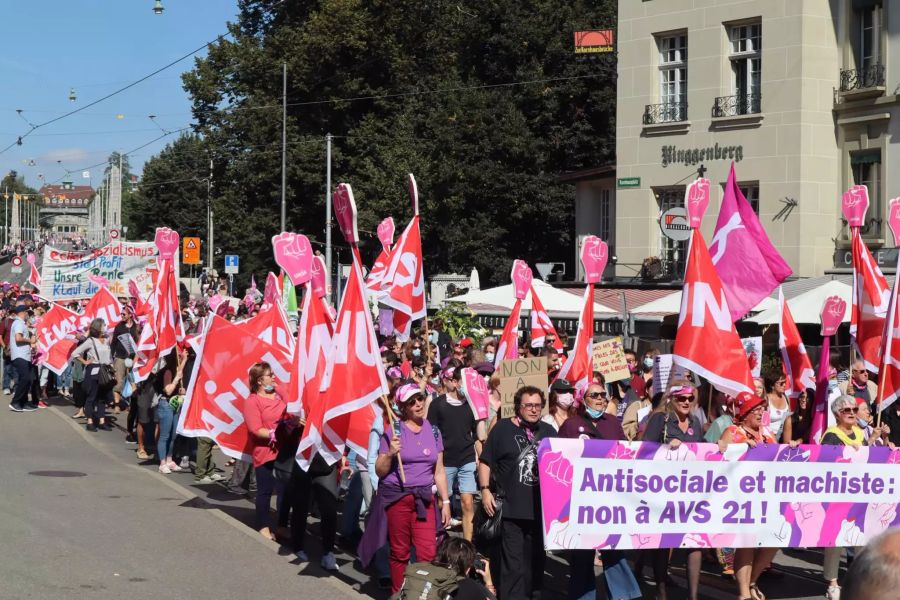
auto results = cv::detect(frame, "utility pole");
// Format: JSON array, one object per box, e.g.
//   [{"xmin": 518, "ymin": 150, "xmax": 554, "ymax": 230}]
[
  {"xmin": 207, "ymin": 158, "xmax": 214, "ymax": 273},
  {"xmin": 280, "ymin": 62, "xmax": 287, "ymax": 233},
  {"xmin": 325, "ymin": 133, "xmax": 332, "ymax": 302},
  {"xmin": 3, "ymin": 186, "xmax": 7, "ymax": 248}
]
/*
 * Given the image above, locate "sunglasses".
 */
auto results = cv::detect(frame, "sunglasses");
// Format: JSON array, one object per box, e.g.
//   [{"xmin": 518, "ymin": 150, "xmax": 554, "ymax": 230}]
[
  {"xmin": 839, "ymin": 407, "xmax": 860, "ymax": 415},
  {"xmin": 587, "ymin": 391, "xmax": 608, "ymax": 400},
  {"xmin": 673, "ymin": 395, "xmax": 693, "ymax": 403}
]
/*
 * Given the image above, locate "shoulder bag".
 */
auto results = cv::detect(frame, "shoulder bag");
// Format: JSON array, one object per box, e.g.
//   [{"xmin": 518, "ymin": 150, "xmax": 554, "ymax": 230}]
[{"xmin": 91, "ymin": 339, "xmax": 117, "ymax": 391}]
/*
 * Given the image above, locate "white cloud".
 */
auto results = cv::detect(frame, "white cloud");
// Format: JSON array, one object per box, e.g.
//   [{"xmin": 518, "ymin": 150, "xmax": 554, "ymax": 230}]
[{"xmin": 39, "ymin": 148, "xmax": 90, "ymax": 163}]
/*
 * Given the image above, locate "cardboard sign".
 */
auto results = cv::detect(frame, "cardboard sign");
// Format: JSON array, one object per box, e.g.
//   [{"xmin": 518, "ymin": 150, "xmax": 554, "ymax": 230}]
[
  {"xmin": 498, "ymin": 356, "xmax": 548, "ymax": 419},
  {"xmin": 183, "ymin": 237, "xmax": 201, "ymax": 265},
  {"xmin": 592, "ymin": 337, "xmax": 630, "ymax": 382},
  {"xmin": 652, "ymin": 354, "xmax": 689, "ymax": 396}
]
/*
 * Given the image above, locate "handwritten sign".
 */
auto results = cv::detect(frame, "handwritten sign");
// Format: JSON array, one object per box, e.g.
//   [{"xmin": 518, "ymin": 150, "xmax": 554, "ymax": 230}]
[
  {"xmin": 498, "ymin": 356, "xmax": 548, "ymax": 419},
  {"xmin": 41, "ymin": 242, "xmax": 166, "ymax": 301},
  {"xmin": 539, "ymin": 438, "xmax": 900, "ymax": 550},
  {"xmin": 592, "ymin": 337, "xmax": 630, "ymax": 382}
]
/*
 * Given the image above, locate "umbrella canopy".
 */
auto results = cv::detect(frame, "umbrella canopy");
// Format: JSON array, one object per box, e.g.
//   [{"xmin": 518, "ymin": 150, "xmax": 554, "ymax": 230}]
[
  {"xmin": 449, "ymin": 278, "xmax": 615, "ymax": 315},
  {"xmin": 630, "ymin": 290, "xmax": 776, "ymax": 316},
  {"xmin": 468, "ymin": 267, "xmax": 480, "ymax": 291},
  {"xmin": 747, "ymin": 279, "xmax": 852, "ymax": 325}
]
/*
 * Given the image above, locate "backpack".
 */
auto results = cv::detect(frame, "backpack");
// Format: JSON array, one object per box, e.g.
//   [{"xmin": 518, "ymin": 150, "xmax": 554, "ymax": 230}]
[{"xmin": 395, "ymin": 562, "xmax": 462, "ymax": 600}]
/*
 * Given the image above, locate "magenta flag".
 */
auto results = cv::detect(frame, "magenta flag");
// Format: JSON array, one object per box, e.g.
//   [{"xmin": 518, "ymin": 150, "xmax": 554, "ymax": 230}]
[
  {"xmin": 809, "ymin": 334, "xmax": 830, "ymax": 443},
  {"xmin": 709, "ymin": 163, "xmax": 792, "ymax": 321}
]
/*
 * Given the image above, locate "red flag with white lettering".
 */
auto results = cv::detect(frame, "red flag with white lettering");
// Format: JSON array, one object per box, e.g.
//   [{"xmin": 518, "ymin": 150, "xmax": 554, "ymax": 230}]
[
  {"xmin": 293, "ymin": 287, "xmax": 335, "ymax": 458},
  {"xmin": 494, "ymin": 300, "xmax": 523, "ymax": 368},
  {"xmin": 78, "ymin": 286, "xmax": 123, "ymax": 332},
  {"xmin": 876, "ymin": 199, "xmax": 900, "ymax": 412},
  {"xmin": 849, "ymin": 228, "xmax": 890, "ymax": 373},
  {"xmin": 673, "ymin": 229, "xmax": 754, "ymax": 397},
  {"xmin": 176, "ymin": 314, "xmax": 292, "ymax": 460},
  {"xmin": 36, "ymin": 303, "xmax": 80, "ymax": 375},
  {"xmin": 236, "ymin": 299, "xmax": 294, "ymax": 359},
  {"xmin": 530, "ymin": 284, "xmax": 563, "ymax": 350},
  {"xmin": 778, "ymin": 286, "xmax": 815, "ymax": 400},
  {"xmin": 381, "ymin": 216, "xmax": 425, "ymax": 342},
  {"xmin": 553, "ymin": 285, "xmax": 594, "ymax": 396}
]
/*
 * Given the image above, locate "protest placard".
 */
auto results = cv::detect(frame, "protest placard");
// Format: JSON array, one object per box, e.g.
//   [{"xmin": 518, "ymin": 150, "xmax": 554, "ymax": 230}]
[
  {"xmin": 41, "ymin": 242, "xmax": 167, "ymax": 301},
  {"xmin": 741, "ymin": 336, "xmax": 763, "ymax": 377},
  {"xmin": 652, "ymin": 354, "xmax": 689, "ymax": 395},
  {"xmin": 591, "ymin": 337, "xmax": 630, "ymax": 382},
  {"xmin": 498, "ymin": 356, "xmax": 547, "ymax": 418},
  {"xmin": 539, "ymin": 438, "xmax": 900, "ymax": 550}
]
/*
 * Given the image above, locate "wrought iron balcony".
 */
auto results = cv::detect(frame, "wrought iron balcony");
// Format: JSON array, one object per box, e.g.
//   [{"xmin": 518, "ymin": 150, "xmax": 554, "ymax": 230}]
[
  {"xmin": 712, "ymin": 93, "xmax": 761, "ymax": 118},
  {"xmin": 839, "ymin": 63, "xmax": 885, "ymax": 92},
  {"xmin": 643, "ymin": 102, "xmax": 688, "ymax": 125}
]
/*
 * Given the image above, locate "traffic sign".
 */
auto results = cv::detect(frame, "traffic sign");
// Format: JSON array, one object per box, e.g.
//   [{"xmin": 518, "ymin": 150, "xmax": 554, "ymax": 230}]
[
  {"xmin": 10, "ymin": 255, "xmax": 22, "ymax": 274},
  {"xmin": 224, "ymin": 254, "xmax": 239, "ymax": 274},
  {"xmin": 109, "ymin": 228, "xmax": 120, "ymax": 240},
  {"xmin": 183, "ymin": 237, "xmax": 201, "ymax": 265}
]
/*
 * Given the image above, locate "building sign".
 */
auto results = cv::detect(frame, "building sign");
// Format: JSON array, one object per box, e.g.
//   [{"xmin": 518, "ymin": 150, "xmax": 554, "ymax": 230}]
[
  {"xmin": 660, "ymin": 207, "xmax": 691, "ymax": 241},
  {"xmin": 834, "ymin": 247, "xmax": 899, "ymax": 269},
  {"xmin": 574, "ymin": 30, "xmax": 615, "ymax": 54},
  {"xmin": 661, "ymin": 143, "xmax": 744, "ymax": 168},
  {"xmin": 617, "ymin": 177, "xmax": 641, "ymax": 189}
]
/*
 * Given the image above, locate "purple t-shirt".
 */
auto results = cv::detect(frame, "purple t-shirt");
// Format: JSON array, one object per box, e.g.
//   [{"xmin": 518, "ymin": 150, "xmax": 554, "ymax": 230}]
[{"xmin": 379, "ymin": 419, "xmax": 443, "ymax": 488}]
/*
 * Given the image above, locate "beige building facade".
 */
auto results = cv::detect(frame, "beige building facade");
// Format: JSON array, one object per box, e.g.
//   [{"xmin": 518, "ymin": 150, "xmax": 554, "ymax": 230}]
[{"xmin": 598, "ymin": 0, "xmax": 900, "ymax": 282}]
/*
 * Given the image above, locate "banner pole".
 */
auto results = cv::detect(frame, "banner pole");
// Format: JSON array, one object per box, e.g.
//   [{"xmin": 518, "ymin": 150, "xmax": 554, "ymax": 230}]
[{"xmin": 381, "ymin": 395, "xmax": 406, "ymax": 484}]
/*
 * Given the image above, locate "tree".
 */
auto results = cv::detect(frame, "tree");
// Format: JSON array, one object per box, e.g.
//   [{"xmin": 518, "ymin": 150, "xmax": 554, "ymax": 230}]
[{"xmin": 151, "ymin": 0, "xmax": 616, "ymax": 286}]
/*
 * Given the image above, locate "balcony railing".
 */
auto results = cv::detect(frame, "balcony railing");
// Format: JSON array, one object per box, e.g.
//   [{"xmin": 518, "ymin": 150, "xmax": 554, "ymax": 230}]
[
  {"xmin": 643, "ymin": 102, "xmax": 688, "ymax": 125},
  {"xmin": 712, "ymin": 93, "xmax": 761, "ymax": 118},
  {"xmin": 839, "ymin": 63, "xmax": 885, "ymax": 92}
]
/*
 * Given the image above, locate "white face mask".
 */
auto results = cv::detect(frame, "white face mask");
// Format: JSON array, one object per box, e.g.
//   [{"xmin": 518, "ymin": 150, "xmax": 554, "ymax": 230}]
[
  {"xmin": 484, "ymin": 352, "xmax": 495, "ymax": 363},
  {"xmin": 556, "ymin": 393, "xmax": 575, "ymax": 408}
]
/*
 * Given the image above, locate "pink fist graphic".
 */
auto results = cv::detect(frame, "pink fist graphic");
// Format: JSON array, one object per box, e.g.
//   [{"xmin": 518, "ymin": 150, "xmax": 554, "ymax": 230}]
[
  {"xmin": 511, "ymin": 259, "xmax": 533, "ymax": 300},
  {"xmin": 820, "ymin": 295, "xmax": 847, "ymax": 337},
  {"xmin": 26, "ymin": 253, "xmax": 35, "ymax": 265},
  {"xmin": 580, "ymin": 236, "xmax": 608, "ymax": 284},
  {"xmin": 272, "ymin": 232, "xmax": 314, "ymax": 285},
  {"xmin": 686, "ymin": 178, "xmax": 710, "ymax": 228},
  {"xmin": 311, "ymin": 255, "xmax": 328, "ymax": 299},
  {"xmin": 154, "ymin": 227, "xmax": 180, "ymax": 260},
  {"xmin": 842, "ymin": 185, "xmax": 870, "ymax": 227},
  {"xmin": 377, "ymin": 217, "xmax": 395, "ymax": 250},
  {"xmin": 888, "ymin": 198, "xmax": 900, "ymax": 245},
  {"xmin": 543, "ymin": 451, "xmax": 573, "ymax": 486},
  {"xmin": 88, "ymin": 274, "xmax": 109, "ymax": 288},
  {"xmin": 333, "ymin": 183, "xmax": 358, "ymax": 245}
]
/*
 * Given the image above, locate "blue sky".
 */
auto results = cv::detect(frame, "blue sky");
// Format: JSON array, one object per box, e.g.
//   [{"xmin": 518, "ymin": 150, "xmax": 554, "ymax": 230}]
[{"xmin": 0, "ymin": 0, "xmax": 239, "ymax": 189}]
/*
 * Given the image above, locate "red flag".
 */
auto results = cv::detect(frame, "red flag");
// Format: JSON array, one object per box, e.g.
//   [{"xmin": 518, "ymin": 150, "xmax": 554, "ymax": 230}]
[
  {"xmin": 28, "ymin": 263, "xmax": 40, "ymax": 290},
  {"xmin": 293, "ymin": 286, "xmax": 334, "ymax": 455},
  {"xmin": 176, "ymin": 315, "xmax": 292, "ymax": 460},
  {"xmin": 35, "ymin": 303, "xmax": 80, "ymax": 375},
  {"xmin": 673, "ymin": 229, "xmax": 754, "ymax": 396},
  {"xmin": 494, "ymin": 299, "xmax": 523, "ymax": 368},
  {"xmin": 366, "ymin": 218, "xmax": 396, "ymax": 296},
  {"xmin": 849, "ymin": 228, "xmax": 890, "ymax": 372},
  {"xmin": 876, "ymin": 199, "xmax": 900, "ymax": 412},
  {"xmin": 235, "ymin": 300, "xmax": 294, "ymax": 359},
  {"xmin": 553, "ymin": 285, "xmax": 594, "ymax": 396},
  {"xmin": 380, "ymin": 215, "xmax": 425, "ymax": 342},
  {"xmin": 78, "ymin": 286, "xmax": 123, "ymax": 331},
  {"xmin": 530, "ymin": 284, "xmax": 563, "ymax": 350},
  {"xmin": 128, "ymin": 279, "xmax": 151, "ymax": 317},
  {"xmin": 778, "ymin": 286, "xmax": 815, "ymax": 401}
]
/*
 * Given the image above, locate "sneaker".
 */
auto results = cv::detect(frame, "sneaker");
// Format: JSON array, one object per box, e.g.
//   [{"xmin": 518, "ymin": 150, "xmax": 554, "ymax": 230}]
[
  {"xmin": 136, "ymin": 449, "xmax": 151, "ymax": 460},
  {"xmin": 448, "ymin": 517, "xmax": 462, "ymax": 529},
  {"xmin": 98, "ymin": 423, "xmax": 112, "ymax": 431},
  {"xmin": 124, "ymin": 434, "xmax": 137, "ymax": 445},
  {"xmin": 37, "ymin": 400, "xmax": 49, "ymax": 408},
  {"xmin": 167, "ymin": 462, "xmax": 183, "ymax": 472},
  {"xmin": 209, "ymin": 473, "xmax": 226, "ymax": 482},
  {"xmin": 86, "ymin": 424, "xmax": 98, "ymax": 432},
  {"xmin": 826, "ymin": 584, "xmax": 841, "ymax": 600},
  {"xmin": 158, "ymin": 464, "xmax": 172, "ymax": 474},
  {"xmin": 8, "ymin": 404, "xmax": 22, "ymax": 412},
  {"xmin": 195, "ymin": 476, "xmax": 215, "ymax": 484},
  {"xmin": 3, "ymin": 389, "xmax": 10, "ymax": 395},
  {"xmin": 180, "ymin": 456, "xmax": 190, "ymax": 469},
  {"xmin": 320, "ymin": 552, "xmax": 339, "ymax": 571},
  {"xmin": 294, "ymin": 550, "xmax": 309, "ymax": 562},
  {"xmin": 21, "ymin": 404, "xmax": 38, "ymax": 412}
]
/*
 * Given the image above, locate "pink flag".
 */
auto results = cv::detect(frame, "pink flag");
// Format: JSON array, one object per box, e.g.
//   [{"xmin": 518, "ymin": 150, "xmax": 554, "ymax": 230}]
[
  {"xmin": 709, "ymin": 163, "xmax": 792, "ymax": 321},
  {"xmin": 811, "ymin": 296, "xmax": 846, "ymax": 443}
]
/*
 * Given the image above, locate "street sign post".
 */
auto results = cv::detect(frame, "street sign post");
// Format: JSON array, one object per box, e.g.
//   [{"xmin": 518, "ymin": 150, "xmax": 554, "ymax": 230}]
[
  {"xmin": 109, "ymin": 228, "xmax": 120, "ymax": 240},
  {"xmin": 183, "ymin": 237, "xmax": 201, "ymax": 265},
  {"xmin": 660, "ymin": 207, "xmax": 691, "ymax": 241},
  {"xmin": 10, "ymin": 255, "xmax": 22, "ymax": 274},
  {"xmin": 224, "ymin": 254, "xmax": 239, "ymax": 275}
]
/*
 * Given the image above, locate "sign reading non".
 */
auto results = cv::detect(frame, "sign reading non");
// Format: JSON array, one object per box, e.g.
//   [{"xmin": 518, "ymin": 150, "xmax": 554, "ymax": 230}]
[
  {"xmin": 10, "ymin": 255, "xmax": 22, "ymax": 274},
  {"xmin": 617, "ymin": 177, "xmax": 641, "ymax": 189},
  {"xmin": 183, "ymin": 237, "xmax": 201, "ymax": 265},
  {"xmin": 592, "ymin": 337, "xmax": 630, "ymax": 382},
  {"xmin": 660, "ymin": 207, "xmax": 691, "ymax": 242},
  {"xmin": 498, "ymin": 356, "xmax": 548, "ymax": 419},
  {"xmin": 224, "ymin": 254, "xmax": 239, "ymax": 275}
]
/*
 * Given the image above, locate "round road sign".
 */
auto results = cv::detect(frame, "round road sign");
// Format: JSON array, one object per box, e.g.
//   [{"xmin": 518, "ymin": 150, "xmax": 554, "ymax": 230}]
[
  {"xmin": 11, "ymin": 256, "xmax": 22, "ymax": 267},
  {"xmin": 660, "ymin": 207, "xmax": 691, "ymax": 242},
  {"xmin": 109, "ymin": 228, "xmax": 120, "ymax": 239}
]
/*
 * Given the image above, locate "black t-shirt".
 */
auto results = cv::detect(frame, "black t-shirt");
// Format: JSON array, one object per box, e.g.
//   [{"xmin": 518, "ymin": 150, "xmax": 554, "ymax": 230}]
[
  {"xmin": 642, "ymin": 412, "xmax": 705, "ymax": 444},
  {"xmin": 454, "ymin": 577, "xmax": 495, "ymax": 600},
  {"xmin": 480, "ymin": 418, "xmax": 556, "ymax": 521},
  {"xmin": 110, "ymin": 321, "xmax": 140, "ymax": 359},
  {"xmin": 883, "ymin": 406, "xmax": 900, "ymax": 448},
  {"xmin": 427, "ymin": 394, "xmax": 477, "ymax": 467}
]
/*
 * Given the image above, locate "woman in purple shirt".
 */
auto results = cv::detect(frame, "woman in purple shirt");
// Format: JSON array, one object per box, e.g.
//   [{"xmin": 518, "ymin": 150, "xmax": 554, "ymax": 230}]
[{"xmin": 374, "ymin": 382, "xmax": 452, "ymax": 594}]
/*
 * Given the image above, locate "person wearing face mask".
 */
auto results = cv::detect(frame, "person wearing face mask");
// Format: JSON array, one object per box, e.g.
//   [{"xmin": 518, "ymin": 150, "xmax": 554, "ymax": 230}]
[
  {"xmin": 482, "ymin": 339, "xmax": 497, "ymax": 365},
  {"xmin": 557, "ymin": 382, "xmax": 641, "ymax": 600},
  {"xmin": 622, "ymin": 378, "xmax": 653, "ymax": 441},
  {"xmin": 542, "ymin": 378, "xmax": 577, "ymax": 432},
  {"xmin": 478, "ymin": 386, "xmax": 556, "ymax": 600}
]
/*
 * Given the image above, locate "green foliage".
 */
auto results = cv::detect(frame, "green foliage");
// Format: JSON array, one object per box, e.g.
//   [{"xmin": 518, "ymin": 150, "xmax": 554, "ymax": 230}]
[
  {"xmin": 133, "ymin": 0, "xmax": 616, "ymax": 287},
  {"xmin": 433, "ymin": 302, "xmax": 486, "ymax": 344}
]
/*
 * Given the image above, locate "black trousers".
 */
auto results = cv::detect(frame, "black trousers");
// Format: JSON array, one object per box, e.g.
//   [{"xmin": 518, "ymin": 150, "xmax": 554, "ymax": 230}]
[
  {"xmin": 285, "ymin": 468, "xmax": 337, "ymax": 554},
  {"xmin": 10, "ymin": 358, "xmax": 32, "ymax": 409},
  {"xmin": 500, "ymin": 518, "xmax": 544, "ymax": 600}
]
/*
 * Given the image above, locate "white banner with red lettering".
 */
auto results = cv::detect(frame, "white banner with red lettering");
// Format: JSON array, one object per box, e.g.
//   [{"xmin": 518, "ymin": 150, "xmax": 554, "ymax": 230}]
[{"xmin": 40, "ymin": 241, "xmax": 163, "ymax": 301}]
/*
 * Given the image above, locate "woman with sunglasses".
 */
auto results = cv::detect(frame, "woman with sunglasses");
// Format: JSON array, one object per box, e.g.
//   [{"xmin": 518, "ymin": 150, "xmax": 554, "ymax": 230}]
[
  {"xmin": 719, "ymin": 392, "xmax": 781, "ymax": 600},
  {"xmin": 819, "ymin": 395, "xmax": 888, "ymax": 599},
  {"xmin": 557, "ymin": 383, "xmax": 641, "ymax": 600},
  {"xmin": 764, "ymin": 372, "xmax": 793, "ymax": 443},
  {"xmin": 371, "ymin": 382, "xmax": 452, "ymax": 593},
  {"xmin": 640, "ymin": 381, "xmax": 705, "ymax": 600}
]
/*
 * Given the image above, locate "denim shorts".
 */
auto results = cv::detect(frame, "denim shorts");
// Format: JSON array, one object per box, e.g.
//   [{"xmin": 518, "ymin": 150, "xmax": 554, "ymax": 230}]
[{"xmin": 444, "ymin": 461, "xmax": 477, "ymax": 494}]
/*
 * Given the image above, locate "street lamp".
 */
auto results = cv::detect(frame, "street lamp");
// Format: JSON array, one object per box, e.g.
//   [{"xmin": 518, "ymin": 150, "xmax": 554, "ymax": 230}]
[
  {"xmin": 68, "ymin": 88, "xmax": 77, "ymax": 102},
  {"xmin": 152, "ymin": 0, "xmax": 164, "ymax": 15}
]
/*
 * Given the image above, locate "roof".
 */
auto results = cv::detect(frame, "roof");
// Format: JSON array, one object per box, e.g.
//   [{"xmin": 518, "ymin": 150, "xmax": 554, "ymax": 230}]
[
  {"xmin": 40, "ymin": 184, "xmax": 95, "ymax": 201},
  {"xmin": 448, "ymin": 278, "xmax": 616, "ymax": 315}
]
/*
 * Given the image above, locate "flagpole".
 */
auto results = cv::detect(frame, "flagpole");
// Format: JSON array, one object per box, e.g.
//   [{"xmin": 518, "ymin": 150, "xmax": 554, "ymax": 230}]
[{"xmin": 875, "ymin": 246, "xmax": 900, "ymax": 428}]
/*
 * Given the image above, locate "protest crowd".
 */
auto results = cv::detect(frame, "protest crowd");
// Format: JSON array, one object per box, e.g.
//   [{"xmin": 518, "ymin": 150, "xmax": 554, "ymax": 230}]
[{"xmin": 11, "ymin": 172, "xmax": 900, "ymax": 600}]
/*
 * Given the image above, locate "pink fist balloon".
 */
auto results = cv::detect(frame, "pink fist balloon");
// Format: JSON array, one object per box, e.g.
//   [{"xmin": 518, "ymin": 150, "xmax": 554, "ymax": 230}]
[
  {"xmin": 271, "ymin": 232, "xmax": 314, "ymax": 285},
  {"xmin": 842, "ymin": 185, "xmax": 870, "ymax": 227},
  {"xmin": 685, "ymin": 178, "xmax": 711, "ymax": 228},
  {"xmin": 154, "ymin": 227, "xmax": 180, "ymax": 260},
  {"xmin": 511, "ymin": 259, "xmax": 533, "ymax": 300},
  {"xmin": 820, "ymin": 295, "xmax": 847, "ymax": 337},
  {"xmin": 461, "ymin": 367, "xmax": 490, "ymax": 420},
  {"xmin": 580, "ymin": 236, "xmax": 608, "ymax": 284},
  {"xmin": 377, "ymin": 217, "xmax": 395, "ymax": 250},
  {"xmin": 311, "ymin": 255, "xmax": 328, "ymax": 299},
  {"xmin": 408, "ymin": 173, "xmax": 419, "ymax": 216},
  {"xmin": 88, "ymin": 274, "xmax": 109, "ymax": 288},
  {"xmin": 26, "ymin": 253, "xmax": 35, "ymax": 265},
  {"xmin": 333, "ymin": 183, "xmax": 359, "ymax": 245},
  {"xmin": 888, "ymin": 198, "xmax": 900, "ymax": 245}
]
